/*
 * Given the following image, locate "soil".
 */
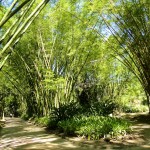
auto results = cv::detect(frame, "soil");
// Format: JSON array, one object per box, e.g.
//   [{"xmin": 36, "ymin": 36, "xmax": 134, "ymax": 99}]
[{"xmin": 1, "ymin": 112, "xmax": 150, "ymax": 150}]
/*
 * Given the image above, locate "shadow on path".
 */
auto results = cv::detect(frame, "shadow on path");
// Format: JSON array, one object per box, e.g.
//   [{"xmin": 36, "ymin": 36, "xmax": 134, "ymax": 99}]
[{"xmin": 0, "ymin": 115, "xmax": 150, "ymax": 150}]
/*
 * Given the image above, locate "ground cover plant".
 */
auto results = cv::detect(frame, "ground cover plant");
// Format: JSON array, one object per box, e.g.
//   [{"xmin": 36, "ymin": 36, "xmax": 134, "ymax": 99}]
[
  {"xmin": 32, "ymin": 102, "xmax": 131, "ymax": 140},
  {"xmin": 58, "ymin": 115, "xmax": 131, "ymax": 140}
]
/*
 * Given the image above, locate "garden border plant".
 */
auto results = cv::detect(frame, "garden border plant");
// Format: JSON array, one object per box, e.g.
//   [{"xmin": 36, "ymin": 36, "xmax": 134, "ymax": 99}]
[{"xmin": 57, "ymin": 115, "xmax": 131, "ymax": 140}]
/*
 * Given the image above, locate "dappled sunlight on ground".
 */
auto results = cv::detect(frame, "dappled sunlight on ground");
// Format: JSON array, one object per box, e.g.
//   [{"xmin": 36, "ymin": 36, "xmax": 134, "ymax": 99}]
[
  {"xmin": 1, "ymin": 114, "xmax": 150, "ymax": 149},
  {"xmin": 0, "ymin": 118, "xmax": 81, "ymax": 150}
]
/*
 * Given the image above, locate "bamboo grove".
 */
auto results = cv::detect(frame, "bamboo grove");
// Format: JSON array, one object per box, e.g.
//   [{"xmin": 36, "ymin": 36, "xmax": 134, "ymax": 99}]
[{"xmin": 0, "ymin": 0, "xmax": 149, "ymax": 117}]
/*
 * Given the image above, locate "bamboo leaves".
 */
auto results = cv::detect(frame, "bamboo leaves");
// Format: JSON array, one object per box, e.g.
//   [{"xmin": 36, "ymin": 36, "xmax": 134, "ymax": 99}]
[
  {"xmin": 0, "ymin": 0, "xmax": 146, "ymax": 117},
  {"xmin": 103, "ymin": 0, "xmax": 150, "ymax": 110},
  {"xmin": 0, "ymin": 0, "xmax": 49, "ymax": 70}
]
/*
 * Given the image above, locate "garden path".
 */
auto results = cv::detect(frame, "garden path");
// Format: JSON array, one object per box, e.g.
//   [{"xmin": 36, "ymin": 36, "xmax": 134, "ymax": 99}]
[{"xmin": 0, "ymin": 113, "xmax": 150, "ymax": 150}]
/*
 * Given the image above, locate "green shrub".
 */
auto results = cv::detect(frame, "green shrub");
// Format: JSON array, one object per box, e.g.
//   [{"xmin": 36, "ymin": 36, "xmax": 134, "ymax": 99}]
[
  {"xmin": 49, "ymin": 99, "xmax": 117, "ymax": 123},
  {"xmin": 89, "ymin": 100, "xmax": 118, "ymax": 116},
  {"xmin": 50, "ymin": 102, "xmax": 81, "ymax": 122},
  {"xmin": 21, "ymin": 113, "xmax": 29, "ymax": 120},
  {"xmin": 58, "ymin": 115, "xmax": 131, "ymax": 140},
  {"xmin": 47, "ymin": 100, "xmax": 118, "ymax": 130},
  {"xmin": 35, "ymin": 116, "xmax": 59, "ymax": 129},
  {"xmin": 46, "ymin": 102, "xmax": 81, "ymax": 129},
  {"xmin": 35, "ymin": 117, "xmax": 50, "ymax": 127},
  {"xmin": 46, "ymin": 118, "xmax": 58, "ymax": 129}
]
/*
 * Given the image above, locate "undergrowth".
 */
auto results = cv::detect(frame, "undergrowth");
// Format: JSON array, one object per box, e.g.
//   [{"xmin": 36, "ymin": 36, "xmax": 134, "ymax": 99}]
[
  {"xmin": 22, "ymin": 102, "xmax": 132, "ymax": 140},
  {"xmin": 58, "ymin": 115, "xmax": 131, "ymax": 140}
]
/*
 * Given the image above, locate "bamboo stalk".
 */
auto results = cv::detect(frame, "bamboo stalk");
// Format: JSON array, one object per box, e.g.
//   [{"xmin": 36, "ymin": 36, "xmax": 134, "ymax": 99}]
[
  {"xmin": 0, "ymin": 0, "xmax": 29, "ymax": 28},
  {"xmin": 0, "ymin": 0, "xmax": 49, "ymax": 69}
]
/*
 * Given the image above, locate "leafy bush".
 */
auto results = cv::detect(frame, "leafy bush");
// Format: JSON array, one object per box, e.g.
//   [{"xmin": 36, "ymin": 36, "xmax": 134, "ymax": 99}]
[
  {"xmin": 34, "ymin": 116, "xmax": 59, "ymax": 129},
  {"xmin": 58, "ymin": 115, "xmax": 131, "ymax": 140},
  {"xmin": 46, "ymin": 100, "xmax": 118, "ymax": 129},
  {"xmin": 29, "ymin": 116, "xmax": 57, "ymax": 130},
  {"xmin": 45, "ymin": 102, "xmax": 82, "ymax": 129},
  {"xmin": 21, "ymin": 113, "xmax": 30, "ymax": 120},
  {"xmin": 34, "ymin": 117, "xmax": 50, "ymax": 127},
  {"xmin": 50, "ymin": 102, "xmax": 81, "ymax": 122},
  {"xmin": 89, "ymin": 100, "xmax": 118, "ymax": 116},
  {"xmin": 46, "ymin": 118, "xmax": 59, "ymax": 129}
]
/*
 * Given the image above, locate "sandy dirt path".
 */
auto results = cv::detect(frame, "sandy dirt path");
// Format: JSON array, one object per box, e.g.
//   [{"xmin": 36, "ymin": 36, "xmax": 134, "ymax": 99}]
[{"xmin": 0, "ymin": 114, "xmax": 150, "ymax": 150}]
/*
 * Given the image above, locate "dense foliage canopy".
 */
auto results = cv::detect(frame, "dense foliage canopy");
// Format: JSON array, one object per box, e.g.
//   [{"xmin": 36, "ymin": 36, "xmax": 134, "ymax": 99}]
[{"xmin": 0, "ymin": 0, "xmax": 149, "ymax": 139}]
